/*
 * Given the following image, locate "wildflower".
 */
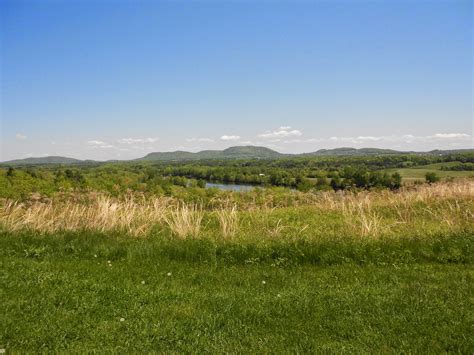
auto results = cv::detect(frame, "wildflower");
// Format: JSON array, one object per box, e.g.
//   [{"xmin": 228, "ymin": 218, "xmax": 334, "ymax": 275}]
[
  {"xmin": 94, "ymin": 254, "xmax": 97, "ymax": 258},
  {"xmin": 167, "ymin": 272, "xmax": 172, "ymax": 277},
  {"xmin": 141, "ymin": 280, "xmax": 145, "ymax": 284},
  {"xmin": 107, "ymin": 260, "xmax": 111, "ymax": 264},
  {"xmin": 120, "ymin": 317, "xmax": 125, "ymax": 322},
  {"xmin": 262, "ymin": 280, "xmax": 266, "ymax": 285}
]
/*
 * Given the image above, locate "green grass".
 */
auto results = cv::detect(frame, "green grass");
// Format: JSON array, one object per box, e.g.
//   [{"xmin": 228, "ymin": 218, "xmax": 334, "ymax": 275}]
[
  {"xmin": 1, "ymin": 231, "xmax": 473, "ymax": 352},
  {"xmin": 385, "ymin": 165, "xmax": 474, "ymax": 182}
]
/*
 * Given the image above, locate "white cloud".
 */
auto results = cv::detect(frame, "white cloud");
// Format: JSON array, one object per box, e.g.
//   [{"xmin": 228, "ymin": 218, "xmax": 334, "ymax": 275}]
[
  {"xmin": 15, "ymin": 133, "xmax": 27, "ymax": 140},
  {"xmin": 186, "ymin": 137, "xmax": 214, "ymax": 142},
  {"xmin": 357, "ymin": 136, "xmax": 382, "ymax": 141},
  {"xmin": 220, "ymin": 135, "xmax": 240, "ymax": 141},
  {"xmin": 87, "ymin": 140, "xmax": 107, "ymax": 145},
  {"xmin": 87, "ymin": 140, "xmax": 114, "ymax": 149},
  {"xmin": 118, "ymin": 137, "xmax": 159, "ymax": 144},
  {"xmin": 258, "ymin": 126, "xmax": 303, "ymax": 139},
  {"xmin": 278, "ymin": 133, "xmax": 472, "ymax": 146},
  {"xmin": 431, "ymin": 133, "xmax": 470, "ymax": 139}
]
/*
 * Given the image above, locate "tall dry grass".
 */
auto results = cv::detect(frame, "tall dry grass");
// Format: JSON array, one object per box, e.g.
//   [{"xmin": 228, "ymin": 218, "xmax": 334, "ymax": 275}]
[
  {"xmin": 0, "ymin": 180, "xmax": 471, "ymax": 238},
  {"xmin": 0, "ymin": 195, "xmax": 173, "ymax": 237},
  {"xmin": 163, "ymin": 204, "xmax": 204, "ymax": 239},
  {"xmin": 215, "ymin": 204, "xmax": 238, "ymax": 239},
  {"xmin": 334, "ymin": 180, "xmax": 473, "ymax": 238}
]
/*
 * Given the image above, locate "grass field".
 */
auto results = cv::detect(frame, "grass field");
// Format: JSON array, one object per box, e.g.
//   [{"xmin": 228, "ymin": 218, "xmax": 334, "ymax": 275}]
[
  {"xmin": 1, "ymin": 231, "xmax": 473, "ymax": 352},
  {"xmin": 1, "ymin": 180, "xmax": 473, "ymax": 352},
  {"xmin": 385, "ymin": 163, "xmax": 474, "ymax": 182}
]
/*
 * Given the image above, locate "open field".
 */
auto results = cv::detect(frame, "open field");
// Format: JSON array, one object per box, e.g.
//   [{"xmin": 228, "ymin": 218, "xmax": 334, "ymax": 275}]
[
  {"xmin": 2, "ymin": 1, "xmax": 472, "ymax": 352},
  {"xmin": 385, "ymin": 162, "xmax": 474, "ymax": 182},
  {"xmin": 1, "ymin": 180, "xmax": 473, "ymax": 352},
  {"xmin": 1, "ymin": 232, "xmax": 472, "ymax": 352}
]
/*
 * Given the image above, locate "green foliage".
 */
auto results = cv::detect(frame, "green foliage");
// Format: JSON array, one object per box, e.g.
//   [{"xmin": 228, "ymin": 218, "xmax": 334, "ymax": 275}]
[
  {"xmin": 0, "ymin": 151, "xmax": 472, "ymax": 200},
  {"xmin": 440, "ymin": 162, "xmax": 474, "ymax": 171},
  {"xmin": 425, "ymin": 172, "xmax": 440, "ymax": 184}
]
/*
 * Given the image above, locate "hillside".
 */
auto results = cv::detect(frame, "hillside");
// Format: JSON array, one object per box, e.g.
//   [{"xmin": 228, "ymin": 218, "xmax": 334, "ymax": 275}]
[
  {"xmin": 2, "ymin": 147, "xmax": 473, "ymax": 165},
  {"xmin": 138, "ymin": 146, "xmax": 282, "ymax": 161},
  {"xmin": 305, "ymin": 147, "xmax": 405, "ymax": 156},
  {"xmin": 1, "ymin": 156, "xmax": 84, "ymax": 166}
]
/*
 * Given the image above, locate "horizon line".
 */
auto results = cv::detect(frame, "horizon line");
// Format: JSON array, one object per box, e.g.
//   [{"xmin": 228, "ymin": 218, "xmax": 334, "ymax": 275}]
[{"xmin": 2, "ymin": 145, "xmax": 473, "ymax": 164}]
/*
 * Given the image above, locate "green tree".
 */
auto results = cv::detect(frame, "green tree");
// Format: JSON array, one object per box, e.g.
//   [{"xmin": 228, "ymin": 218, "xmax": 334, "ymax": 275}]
[
  {"xmin": 391, "ymin": 172, "xmax": 402, "ymax": 189},
  {"xmin": 425, "ymin": 172, "xmax": 440, "ymax": 184}
]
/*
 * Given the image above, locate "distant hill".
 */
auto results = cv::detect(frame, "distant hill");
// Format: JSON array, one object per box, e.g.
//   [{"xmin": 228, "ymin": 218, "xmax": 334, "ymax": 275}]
[
  {"xmin": 305, "ymin": 147, "xmax": 407, "ymax": 156},
  {"xmin": 138, "ymin": 146, "xmax": 282, "ymax": 161},
  {"xmin": 427, "ymin": 149, "xmax": 474, "ymax": 155},
  {"xmin": 1, "ymin": 156, "xmax": 85, "ymax": 166},
  {"xmin": 2, "ymin": 146, "xmax": 472, "ymax": 166},
  {"xmin": 221, "ymin": 146, "xmax": 282, "ymax": 158}
]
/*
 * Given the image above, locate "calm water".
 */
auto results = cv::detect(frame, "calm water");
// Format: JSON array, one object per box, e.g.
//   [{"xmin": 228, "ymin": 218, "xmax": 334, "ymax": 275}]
[{"xmin": 205, "ymin": 182, "xmax": 258, "ymax": 192}]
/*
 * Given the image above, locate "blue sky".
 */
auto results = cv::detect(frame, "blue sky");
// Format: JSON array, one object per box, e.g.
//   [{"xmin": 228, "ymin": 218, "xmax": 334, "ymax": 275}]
[{"xmin": 1, "ymin": 0, "xmax": 472, "ymax": 161}]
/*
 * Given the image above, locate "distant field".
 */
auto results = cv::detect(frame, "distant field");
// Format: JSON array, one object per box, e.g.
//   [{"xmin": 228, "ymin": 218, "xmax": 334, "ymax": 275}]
[{"xmin": 385, "ymin": 163, "xmax": 474, "ymax": 182}]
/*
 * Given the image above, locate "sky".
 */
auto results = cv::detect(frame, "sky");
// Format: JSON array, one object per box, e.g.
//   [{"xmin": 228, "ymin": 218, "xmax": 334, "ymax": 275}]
[{"xmin": 0, "ymin": 0, "xmax": 472, "ymax": 161}]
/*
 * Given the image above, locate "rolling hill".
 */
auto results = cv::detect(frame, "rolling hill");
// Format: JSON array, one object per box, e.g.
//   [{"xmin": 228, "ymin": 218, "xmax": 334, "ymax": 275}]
[
  {"xmin": 305, "ymin": 147, "xmax": 406, "ymax": 156},
  {"xmin": 138, "ymin": 146, "xmax": 283, "ymax": 161},
  {"xmin": 0, "ymin": 156, "xmax": 85, "ymax": 166},
  {"xmin": 2, "ymin": 146, "xmax": 472, "ymax": 165}
]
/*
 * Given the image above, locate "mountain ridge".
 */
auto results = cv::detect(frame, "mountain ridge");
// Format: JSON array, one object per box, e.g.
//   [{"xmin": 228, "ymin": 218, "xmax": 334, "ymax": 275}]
[{"xmin": 2, "ymin": 146, "xmax": 473, "ymax": 165}]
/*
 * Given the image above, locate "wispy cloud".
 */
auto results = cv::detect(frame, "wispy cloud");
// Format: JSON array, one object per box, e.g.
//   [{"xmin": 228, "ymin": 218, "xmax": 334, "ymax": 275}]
[
  {"xmin": 117, "ymin": 137, "xmax": 159, "ymax": 144},
  {"xmin": 220, "ymin": 135, "xmax": 240, "ymax": 141},
  {"xmin": 86, "ymin": 140, "xmax": 115, "ymax": 149},
  {"xmin": 258, "ymin": 126, "xmax": 302, "ymax": 139},
  {"xmin": 15, "ymin": 133, "xmax": 27, "ymax": 140},
  {"xmin": 281, "ymin": 133, "xmax": 472, "ymax": 145},
  {"xmin": 186, "ymin": 137, "xmax": 214, "ymax": 142},
  {"xmin": 430, "ymin": 133, "xmax": 470, "ymax": 139}
]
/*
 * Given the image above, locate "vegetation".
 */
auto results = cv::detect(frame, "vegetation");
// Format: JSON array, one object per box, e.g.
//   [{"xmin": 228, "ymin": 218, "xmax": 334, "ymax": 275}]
[
  {"xmin": 1, "ymin": 231, "xmax": 472, "ymax": 352},
  {"xmin": 1, "ymin": 150, "xmax": 473, "ymax": 200},
  {"xmin": 2, "ymin": 146, "xmax": 473, "ymax": 166},
  {"xmin": 425, "ymin": 172, "xmax": 440, "ymax": 184},
  {"xmin": 0, "ymin": 153, "xmax": 473, "ymax": 352}
]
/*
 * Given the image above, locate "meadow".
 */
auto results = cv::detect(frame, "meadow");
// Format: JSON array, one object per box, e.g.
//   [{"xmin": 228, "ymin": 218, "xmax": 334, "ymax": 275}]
[
  {"xmin": 385, "ymin": 162, "xmax": 474, "ymax": 182},
  {"xmin": 0, "ymin": 156, "xmax": 473, "ymax": 352}
]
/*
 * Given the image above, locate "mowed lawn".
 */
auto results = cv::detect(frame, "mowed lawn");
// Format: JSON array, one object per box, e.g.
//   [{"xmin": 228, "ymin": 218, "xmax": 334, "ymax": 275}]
[{"xmin": 1, "ymin": 232, "xmax": 473, "ymax": 352}]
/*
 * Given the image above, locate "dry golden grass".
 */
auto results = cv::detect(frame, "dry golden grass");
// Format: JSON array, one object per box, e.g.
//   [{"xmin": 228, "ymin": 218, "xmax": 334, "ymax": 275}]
[
  {"xmin": 0, "ymin": 195, "xmax": 173, "ymax": 237},
  {"xmin": 163, "ymin": 204, "xmax": 204, "ymax": 239},
  {"xmin": 215, "ymin": 204, "xmax": 238, "ymax": 239},
  {"xmin": 335, "ymin": 181, "xmax": 473, "ymax": 238},
  {"xmin": 0, "ymin": 180, "xmax": 471, "ymax": 238}
]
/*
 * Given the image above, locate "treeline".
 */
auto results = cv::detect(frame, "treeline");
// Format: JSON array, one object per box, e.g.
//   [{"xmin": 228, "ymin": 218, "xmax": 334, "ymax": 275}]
[
  {"xmin": 152, "ymin": 164, "xmax": 402, "ymax": 191},
  {"xmin": 440, "ymin": 163, "xmax": 474, "ymax": 171},
  {"xmin": 0, "ymin": 152, "xmax": 472, "ymax": 199}
]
